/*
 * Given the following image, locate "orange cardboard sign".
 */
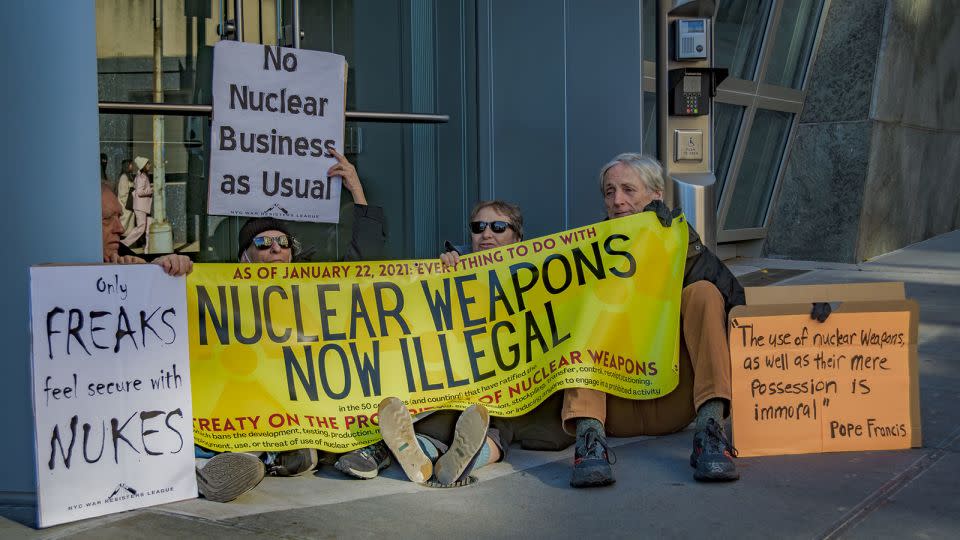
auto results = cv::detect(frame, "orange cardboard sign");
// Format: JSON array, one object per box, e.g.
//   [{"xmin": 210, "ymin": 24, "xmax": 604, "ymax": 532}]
[{"xmin": 729, "ymin": 283, "xmax": 920, "ymax": 457}]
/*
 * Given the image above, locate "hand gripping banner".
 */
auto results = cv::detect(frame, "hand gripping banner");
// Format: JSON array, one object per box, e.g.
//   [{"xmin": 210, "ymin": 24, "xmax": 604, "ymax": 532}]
[{"xmin": 187, "ymin": 212, "xmax": 688, "ymax": 452}]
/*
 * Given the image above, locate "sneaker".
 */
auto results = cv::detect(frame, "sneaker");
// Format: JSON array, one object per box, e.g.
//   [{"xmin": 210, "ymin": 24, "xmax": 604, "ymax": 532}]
[
  {"xmin": 266, "ymin": 448, "xmax": 319, "ymax": 477},
  {"xmin": 196, "ymin": 453, "xmax": 265, "ymax": 503},
  {"xmin": 690, "ymin": 418, "xmax": 739, "ymax": 482},
  {"xmin": 434, "ymin": 404, "xmax": 490, "ymax": 485},
  {"xmin": 334, "ymin": 441, "xmax": 392, "ymax": 479},
  {"xmin": 378, "ymin": 397, "xmax": 433, "ymax": 483},
  {"xmin": 570, "ymin": 426, "xmax": 615, "ymax": 488}
]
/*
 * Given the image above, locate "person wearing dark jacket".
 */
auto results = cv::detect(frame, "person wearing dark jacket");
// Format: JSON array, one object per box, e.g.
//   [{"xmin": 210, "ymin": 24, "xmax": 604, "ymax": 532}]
[
  {"xmin": 563, "ymin": 154, "xmax": 832, "ymax": 488},
  {"xmin": 563, "ymin": 153, "xmax": 745, "ymax": 487},
  {"xmin": 196, "ymin": 151, "xmax": 390, "ymax": 502}
]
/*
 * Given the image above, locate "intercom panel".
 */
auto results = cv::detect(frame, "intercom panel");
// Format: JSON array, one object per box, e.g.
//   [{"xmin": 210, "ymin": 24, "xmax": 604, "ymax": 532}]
[{"xmin": 673, "ymin": 19, "xmax": 709, "ymax": 61}]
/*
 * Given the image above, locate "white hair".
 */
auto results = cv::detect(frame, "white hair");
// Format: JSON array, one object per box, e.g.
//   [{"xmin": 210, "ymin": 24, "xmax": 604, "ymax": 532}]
[{"xmin": 598, "ymin": 153, "xmax": 664, "ymax": 194}]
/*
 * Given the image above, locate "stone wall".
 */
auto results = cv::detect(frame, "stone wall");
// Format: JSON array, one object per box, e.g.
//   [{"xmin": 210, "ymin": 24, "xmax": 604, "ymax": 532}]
[
  {"xmin": 765, "ymin": 0, "xmax": 960, "ymax": 262},
  {"xmin": 856, "ymin": 1, "xmax": 960, "ymax": 260}
]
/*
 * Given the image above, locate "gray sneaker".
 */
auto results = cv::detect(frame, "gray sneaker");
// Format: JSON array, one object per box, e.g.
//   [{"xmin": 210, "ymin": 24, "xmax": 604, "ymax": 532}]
[
  {"xmin": 266, "ymin": 448, "xmax": 319, "ymax": 477},
  {"xmin": 378, "ymin": 396, "xmax": 433, "ymax": 483},
  {"xmin": 570, "ymin": 425, "xmax": 615, "ymax": 488},
  {"xmin": 434, "ymin": 404, "xmax": 490, "ymax": 485},
  {"xmin": 334, "ymin": 441, "xmax": 392, "ymax": 479},
  {"xmin": 196, "ymin": 453, "xmax": 265, "ymax": 503}
]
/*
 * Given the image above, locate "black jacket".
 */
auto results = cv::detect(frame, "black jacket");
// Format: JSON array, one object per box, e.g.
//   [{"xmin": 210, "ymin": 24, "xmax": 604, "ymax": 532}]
[{"xmin": 345, "ymin": 204, "xmax": 387, "ymax": 261}]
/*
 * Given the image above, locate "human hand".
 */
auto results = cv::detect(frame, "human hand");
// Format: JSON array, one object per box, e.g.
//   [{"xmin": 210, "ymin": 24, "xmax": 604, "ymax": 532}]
[
  {"xmin": 327, "ymin": 148, "xmax": 367, "ymax": 205},
  {"xmin": 107, "ymin": 253, "xmax": 147, "ymax": 265},
  {"xmin": 810, "ymin": 302, "xmax": 832, "ymax": 323},
  {"xmin": 440, "ymin": 250, "xmax": 461, "ymax": 270},
  {"xmin": 153, "ymin": 254, "xmax": 194, "ymax": 276}
]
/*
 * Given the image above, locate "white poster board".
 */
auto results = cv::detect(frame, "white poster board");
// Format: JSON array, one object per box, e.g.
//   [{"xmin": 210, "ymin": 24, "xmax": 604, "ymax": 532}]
[
  {"xmin": 30, "ymin": 265, "xmax": 196, "ymax": 528},
  {"xmin": 208, "ymin": 40, "xmax": 347, "ymax": 223}
]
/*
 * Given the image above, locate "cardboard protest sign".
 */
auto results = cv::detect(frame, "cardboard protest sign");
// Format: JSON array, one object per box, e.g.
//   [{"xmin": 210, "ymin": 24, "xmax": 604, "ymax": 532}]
[
  {"xmin": 729, "ymin": 283, "xmax": 921, "ymax": 457},
  {"xmin": 30, "ymin": 266, "xmax": 195, "ymax": 528},
  {"xmin": 187, "ymin": 212, "xmax": 688, "ymax": 453},
  {"xmin": 209, "ymin": 41, "xmax": 347, "ymax": 222}
]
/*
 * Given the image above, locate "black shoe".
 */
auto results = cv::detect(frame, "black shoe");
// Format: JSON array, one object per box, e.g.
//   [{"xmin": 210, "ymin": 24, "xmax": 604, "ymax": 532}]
[
  {"xmin": 267, "ymin": 448, "xmax": 318, "ymax": 477},
  {"xmin": 334, "ymin": 441, "xmax": 392, "ymax": 479},
  {"xmin": 570, "ymin": 426, "xmax": 615, "ymax": 488},
  {"xmin": 690, "ymin": 419, "xmax": 739, "ymax": 482}
]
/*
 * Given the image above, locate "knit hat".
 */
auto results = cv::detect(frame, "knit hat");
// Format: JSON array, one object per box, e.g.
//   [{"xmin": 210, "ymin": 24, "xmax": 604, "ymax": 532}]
[
  {"xmin": 134, "ymin": 156, "xmax": 149, "ymax": 171},
  {"xmin": 237, "ymin": 217, "xmax": 294, "ymax": 260}
]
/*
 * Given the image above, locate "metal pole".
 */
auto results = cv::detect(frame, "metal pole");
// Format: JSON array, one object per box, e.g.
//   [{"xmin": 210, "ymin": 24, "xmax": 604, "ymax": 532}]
[
  {"xmin": 277, "ymin": 0, "xmax": 283, "ymax": 45},
  {"xmin": 98, "ymin": 102, "xmax": 450, "ymax": 123},
  {"xmin": 292, "ymin": 0, "xmax": 301, "ymax": 48},
  {"xmin": 149, "ymin": 0, "xmax": 174, "ymax": 253},
  {"xmin": 234, "ymin": 0, "xmax": 244, "ymax": 41}
]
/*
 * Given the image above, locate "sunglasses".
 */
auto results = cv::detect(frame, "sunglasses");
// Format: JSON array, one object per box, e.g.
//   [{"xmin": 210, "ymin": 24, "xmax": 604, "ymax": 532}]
[
  {"xmin": 252, "ymin": 234, "xmax": 291, "ymax": 249},
  {"xmin": 470, "ymin": 220, "xmax": 516, "ymax": 235}
]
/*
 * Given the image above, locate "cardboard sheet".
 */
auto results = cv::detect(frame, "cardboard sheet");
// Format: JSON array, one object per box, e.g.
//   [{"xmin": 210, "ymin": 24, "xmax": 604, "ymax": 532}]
[{"xmin": 729, "ymin": 282, "xmax": 920, "ymax": 457}]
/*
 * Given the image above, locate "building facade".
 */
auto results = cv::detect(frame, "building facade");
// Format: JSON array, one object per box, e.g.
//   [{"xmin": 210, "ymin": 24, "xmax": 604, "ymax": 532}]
[{"xmin": 2, "ymin": 0, "xmax": 957, "ymax": 500}]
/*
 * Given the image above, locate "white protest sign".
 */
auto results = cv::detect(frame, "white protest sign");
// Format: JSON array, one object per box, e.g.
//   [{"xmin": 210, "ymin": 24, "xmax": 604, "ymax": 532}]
[
  {"xmin": 209, "ymin": 40, "xmax": 347, "ymax": 222},
  {"xmin": 30, "ymin": 265, "xmax": 195, "ymax": 528}
]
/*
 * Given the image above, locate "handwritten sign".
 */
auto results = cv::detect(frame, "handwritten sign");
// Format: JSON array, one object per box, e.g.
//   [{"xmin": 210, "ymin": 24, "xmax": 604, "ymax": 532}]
[
  {"xmin": 30, "ymin": 265, "xmax": 196, "ymax": 528},
  {"xmin": 208, "ymin": 41, "xmax": 347, "ymax": 222},
  {"xmin": 729, "ymin": 300, "xmax": 920, "ymax": 457}
]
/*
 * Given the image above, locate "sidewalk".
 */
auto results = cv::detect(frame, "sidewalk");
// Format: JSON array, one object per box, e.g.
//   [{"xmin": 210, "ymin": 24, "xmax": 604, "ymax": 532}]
[{"xmin": 3, "ymin": 230, "xmax": 959, "ymax": 539}]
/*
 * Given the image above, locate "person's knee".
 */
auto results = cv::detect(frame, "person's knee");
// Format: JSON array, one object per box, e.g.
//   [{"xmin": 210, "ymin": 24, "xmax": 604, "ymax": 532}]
[{"xmin": 682, "ymin": 280, "xmax": 725, "ymax": 312}]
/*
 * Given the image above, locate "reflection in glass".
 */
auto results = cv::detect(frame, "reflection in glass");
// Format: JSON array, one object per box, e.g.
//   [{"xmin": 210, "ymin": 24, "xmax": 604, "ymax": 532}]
[
  {"xmin": 95, "ymin": 0, "xmax": 459, "ymax": 262},
  {"xmin": 763, "ymin": 0, "xmax": 824, "ymax": 89},
  {"xmin": 99, "ymin": 115, "xmax": 210, "ymax": 256},
  {"xmin": 713, "ymin": 102, "xmax": 745, "ymax": 205},
  {"xmin": 642, "ymin": 92, "xmax": 657, "ymax": 156},
  {"xmin": 723, "ymin": 109, "xmax": 793, "ymax": 230},
  {"xmin": 642, "ymin": 0, "xmax": 655, "ymax": 62},
  {"xmin": 715, "ymin": 0, "xmax": 772, "ymax": 81}
]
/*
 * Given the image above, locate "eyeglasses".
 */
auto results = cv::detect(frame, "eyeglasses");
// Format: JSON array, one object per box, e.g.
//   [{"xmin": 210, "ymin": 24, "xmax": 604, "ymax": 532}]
[
  {"xmin": 470, "ymin": 220, "xmax": 516, "ymax": 235},
  {"xmin": 252, "ymin": 234, "xmax": 291, "ymax": 250}
]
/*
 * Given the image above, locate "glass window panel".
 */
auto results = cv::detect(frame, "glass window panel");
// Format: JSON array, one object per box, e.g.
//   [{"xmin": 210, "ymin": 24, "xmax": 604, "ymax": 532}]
[
  {"xmin": 642, "ymin": 91, "xmax": 657, "ymax": 156},
  {"xmin": 100, "ymin": 112, "xmax": 210, "ymax": 256},
  {"xmin": 95, "ymin": 0, "xmax": 274, "ymax": 104},
  {"xmin": 715, "ymin": 0, "xmax": 773, "ymax": 80},
  {"xmin": 96, "ymin": 0, "xmax": 474, "ymax": 262},
  {"xmin": 642, "ymin": 0, "xmax": 655, "ymax": 62},
  {"xmin": 723, "ymin": 109, "xmax": 792, "ymax": 230},
  {"xmin": 713, "ymin": 102, "xmax": 745, "ymax": 204},
  {"xmin": 763, "ymin": 0, "xmax": 824, "ymax": 88}
]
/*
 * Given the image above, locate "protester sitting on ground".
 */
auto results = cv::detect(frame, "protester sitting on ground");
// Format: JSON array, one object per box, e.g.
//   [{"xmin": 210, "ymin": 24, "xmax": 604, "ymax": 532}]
[
  {"xmin": 195, "ymin": 151, "xmax": 390, "ymax": 502},
  {"xmin": 379, "ymin": 200, "xmax": 575, "ymax": 486},
  {"xmin": 194, "ymin": 218, "xmax": 322, "ymax": 503},
  {"xmin": 101, "ymin": 181, "xmax": 192, "ymax": 276},
  {"xmin": 563, "ymin": 153, "xmax": 830, "ymax": 488}
]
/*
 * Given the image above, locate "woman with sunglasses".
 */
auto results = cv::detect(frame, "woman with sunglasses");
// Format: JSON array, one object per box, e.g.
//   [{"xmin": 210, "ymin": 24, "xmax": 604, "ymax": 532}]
[
  {"xmin": 439, "ymin": 200, "xmax": 523, "ymax": 268},
  {"xmin": 379, "ymin": 200, "xmax": 574, "ymax": 487}
]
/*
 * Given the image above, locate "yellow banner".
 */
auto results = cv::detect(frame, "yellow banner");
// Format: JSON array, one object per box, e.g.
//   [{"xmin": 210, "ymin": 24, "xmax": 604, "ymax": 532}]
[{"xmin": 187, "ymin": 212, "xmax": 687, "ymax": 452}]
